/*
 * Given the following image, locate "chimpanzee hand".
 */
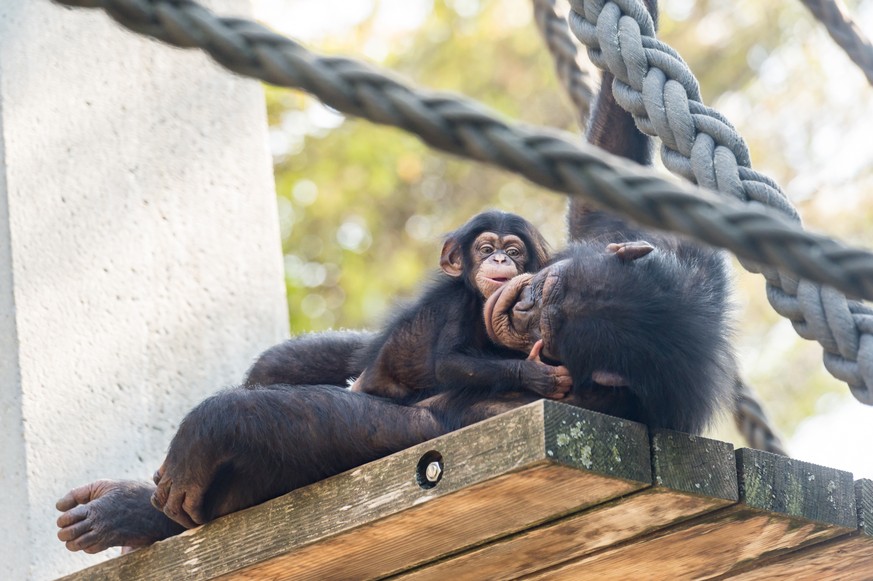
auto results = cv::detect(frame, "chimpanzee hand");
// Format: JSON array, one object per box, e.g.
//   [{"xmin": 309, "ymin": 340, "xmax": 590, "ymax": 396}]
[
  {"xmin": 150, "ymin": 391, "xmax": 251, "ymax": 528},
  {"xmin": 520, "ymin": 340, "xmax": 573, "ymax": 399},
  {"xmin": 150, "ymin": 386, "xmax": 388, "ymax": 529},
  {"xmin": 151, "ymin": 432, "xmax": 227, "ymax": 529}
]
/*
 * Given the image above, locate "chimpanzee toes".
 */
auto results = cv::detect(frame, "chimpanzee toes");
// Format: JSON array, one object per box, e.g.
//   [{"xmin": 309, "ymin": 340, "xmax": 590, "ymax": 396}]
[
  {"xmin": 57, "ymin": 479, "xmax": 184, "ymax": 552},
  {"xmin": 57, "ymin": 505, "xmax": 91, "ymax": 535}
]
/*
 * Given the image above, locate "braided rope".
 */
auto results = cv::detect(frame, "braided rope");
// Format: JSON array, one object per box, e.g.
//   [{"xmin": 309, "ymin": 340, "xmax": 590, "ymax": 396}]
[
  {"xmin": 532, "ymin": 0, "xmax": 596, "ymax": 127},
  {"xmin": 734, "ymin": 378, "xmax": 788, "ymax": 455},
  {"xmin": 799, "ymin": 0, "xmax": 873, "ymax": 87},
  {"xmin": 532, "ymin": 3, "xmax": 788, "ymax": 453},
  {"xmin": 568, "ymin": 0, "xmax": 873, "ymax": 405},
  {"xmin": 54, "ymin": 0, "xmax": 873, "ymax": 406}
]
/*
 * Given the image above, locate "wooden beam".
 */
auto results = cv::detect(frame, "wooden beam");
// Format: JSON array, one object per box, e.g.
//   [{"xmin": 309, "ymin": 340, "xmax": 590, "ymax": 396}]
[
  {"xmin": 516, "ymin": 449, "xmax": 857, "ymax": 580},
  {"xmin": 521, "ymin": 449, "xmax": 858, "ymax": 580},
  {"xmin": 394, "ymin": 429, "xmax": 738, "ymax": 580},
  {"xmin": 726, "ymin": 478, "xmax": 873, "ymax": 580},
  {"xmin": 57, "ymin": 401, "xmax": 651, "ymax": 581}
]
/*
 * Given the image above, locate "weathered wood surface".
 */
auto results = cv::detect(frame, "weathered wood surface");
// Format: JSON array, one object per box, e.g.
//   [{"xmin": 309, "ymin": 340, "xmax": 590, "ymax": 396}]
[
  {"xmin": 395, "ymin": 430, "xmax": 738, "ymax": 580},
  {"xmin": 58, "ymin": 401, "xmax": 651, "ymax": 581},
  {"xmin": 523, "ymin": 448, "xmax": 859, "ymax": 580},
  {"xmin": 726, "ymin": 478, "xmax": 873, "ymax": 580},
  {"xmin": 56, "ymin": 401, "xmax": 873, "ymax": 581}
]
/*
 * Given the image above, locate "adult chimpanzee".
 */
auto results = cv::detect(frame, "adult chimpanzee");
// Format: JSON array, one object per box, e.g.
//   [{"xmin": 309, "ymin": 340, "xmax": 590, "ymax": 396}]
[
  {"xmin": 56, "ymin": 0, "xmax": 732, "ymax": 554},
  {"xmin": 482, "ymin": 237, "xmax": 734, "ymax": 434},
  {"xmin": 350, "ymin": 210, "xmax": 571, "ymax": 401}
]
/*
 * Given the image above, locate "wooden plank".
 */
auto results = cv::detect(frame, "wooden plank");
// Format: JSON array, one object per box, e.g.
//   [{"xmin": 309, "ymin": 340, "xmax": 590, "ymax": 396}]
[
  {"xmin": 58, "ymin": 400, "xmax": 650, "ymax": 581},
  {"xmin": 524, "ymin": 448, "xmax": 858, "ymax": 580},
  {"xmin": 726, "ymin": 478, "xmax": 873, "ymax": 580},
  {"xmin": 393, "ymin": 429, "xmax": 738, "ymax": 580}
]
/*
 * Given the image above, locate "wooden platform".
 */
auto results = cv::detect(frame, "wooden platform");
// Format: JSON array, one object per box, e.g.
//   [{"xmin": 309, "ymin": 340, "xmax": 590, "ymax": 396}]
[{"xmin": 58, "ymin": 401, "xmax": 872, "ymax": 580}]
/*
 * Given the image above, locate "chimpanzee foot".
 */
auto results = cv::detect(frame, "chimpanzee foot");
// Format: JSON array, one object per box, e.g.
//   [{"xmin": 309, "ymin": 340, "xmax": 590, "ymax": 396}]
[{"xmin": 56, "ymin": 480, "xmax": 184, "ymax": 553}]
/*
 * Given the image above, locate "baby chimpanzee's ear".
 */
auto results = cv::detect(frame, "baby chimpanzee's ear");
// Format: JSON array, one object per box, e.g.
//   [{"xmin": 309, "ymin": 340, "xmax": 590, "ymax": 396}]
[
  {"xmin": 605, "ymin": 240, "xmax": 655, "ymax": 262},
  {"xmin": 439, "ymin": 239, "xmax": 464, "ymax": 277}
]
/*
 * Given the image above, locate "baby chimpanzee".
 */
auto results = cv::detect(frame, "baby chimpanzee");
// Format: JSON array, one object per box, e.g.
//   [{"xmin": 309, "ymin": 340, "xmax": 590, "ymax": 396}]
[{"xmin": 350, "ymin": 210, "xmax": 572, "ymax": 402}]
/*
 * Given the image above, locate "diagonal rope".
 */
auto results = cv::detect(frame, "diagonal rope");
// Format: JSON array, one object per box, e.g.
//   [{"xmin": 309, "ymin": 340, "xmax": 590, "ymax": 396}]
[
  {"xmin": 533, "ymin": 1, "xmax": 787, "ymax": 454},
  {"xmin": 532, "ymin": 0, "xmax": 596, "ymax": 128},
  {"xmin": 798, "ymin": 0, "xmax": 873, "ymax": 87},
  {"xmin": 54, "ymin": 0, "xmax": 873, "ymax": 406},
  {"xmin": 568, "ymin": 0, "xmax": 873, "ymax": 405}
]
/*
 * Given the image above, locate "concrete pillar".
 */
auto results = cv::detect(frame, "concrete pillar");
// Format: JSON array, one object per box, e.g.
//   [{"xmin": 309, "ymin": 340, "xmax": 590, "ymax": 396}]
[{"xmin": 0, "ymin": 1, "xmax": 289, "ymax": 578}]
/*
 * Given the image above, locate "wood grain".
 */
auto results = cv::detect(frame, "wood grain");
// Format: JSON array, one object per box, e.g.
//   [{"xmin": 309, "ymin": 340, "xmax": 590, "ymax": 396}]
[
  {"xmin": 726, "ymin": 478, "xmax": 873, "ymax": 580},
  {"xmin": 523, "ymin": 449, "xmax": 858, "ymax": 580},
  {"xmin": 394, "ymin": 430, "xmax": 738, "ymax": 580}
]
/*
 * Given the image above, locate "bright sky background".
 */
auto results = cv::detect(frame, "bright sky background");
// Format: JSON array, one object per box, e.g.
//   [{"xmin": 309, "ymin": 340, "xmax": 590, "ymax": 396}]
[{"xmin": 252, "ymin": 0, "xmax": 873, "ymax": 481}]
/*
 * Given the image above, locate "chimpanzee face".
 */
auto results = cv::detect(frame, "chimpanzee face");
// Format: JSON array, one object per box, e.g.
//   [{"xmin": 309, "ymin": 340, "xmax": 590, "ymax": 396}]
[
  {"xmin": 484, "ymin": 239, "xmax": 657, "ymax": 360},
  {"xmin": 483, "ymin": 260, "xmax": 565, "ymax": 359}
]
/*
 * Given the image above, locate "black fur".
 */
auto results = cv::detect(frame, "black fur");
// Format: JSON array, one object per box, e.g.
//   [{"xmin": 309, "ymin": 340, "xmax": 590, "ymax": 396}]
[
  {"xmin": 56, "ymin": 0, "xmax": 733, "ymax": 552},
  {"xmin": 351, "ymin": 210, "xmax": 565, "ymax": 401},
  {"xmin": 244, "ymin": 330, "xmax": 373, "ymax": 388},
  {"xmin": 541, "ymin": 239, "xmax": 734, "ymax": 433}
]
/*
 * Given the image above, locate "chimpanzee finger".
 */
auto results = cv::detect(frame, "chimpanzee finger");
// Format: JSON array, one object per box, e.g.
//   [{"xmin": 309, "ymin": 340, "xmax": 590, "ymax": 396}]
[
  {"xmin": 153, "ymin": 463, "xmax": 165, "ymax": 486},
  {"xmin": 162, "ymin": 487, "xmax": 198, "ymax": 529},
  {"xmin": 181, "ymin": 488, "xmax": 209, "ymax": 526},
  {"xmin": 526, "ymin": 339, "xmax": 544, "ymax": 362},
  {"xmin": 151, "ymin": 474, "xmax": 171, "ymax": 510},
  {"xmin": 555, "ymin": 366, "xmax": 573, "ymax": 387}
]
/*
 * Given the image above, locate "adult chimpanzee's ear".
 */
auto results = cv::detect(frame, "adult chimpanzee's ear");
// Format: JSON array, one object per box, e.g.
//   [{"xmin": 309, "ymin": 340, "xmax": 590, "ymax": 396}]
[
  {"xmin": 591, "ymin": 370, "xmax": 631, "ymax": 387},
  {"xmin": 440, "ymin": 239, "xmax": 464, "ymax": 277},
  {"xmin": 606, "ymin": 240, "xmax": 655, "ymax": 262}
]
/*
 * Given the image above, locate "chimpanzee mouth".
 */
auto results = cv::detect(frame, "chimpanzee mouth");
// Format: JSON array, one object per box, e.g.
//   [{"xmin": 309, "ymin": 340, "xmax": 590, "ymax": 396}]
[
  {"xmin": 488, "ymin": 277, "xmax": 510, "ymax": 283},
  {"xmin": 483, "ymin": 273, "xmax": 534, "ymax": 352}
]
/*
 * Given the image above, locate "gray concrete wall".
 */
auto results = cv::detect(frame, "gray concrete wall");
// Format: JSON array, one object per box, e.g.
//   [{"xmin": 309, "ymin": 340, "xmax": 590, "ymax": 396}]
[{"xmin": 0, "ymin": 1, "xmax": 289, "ymax": 578}]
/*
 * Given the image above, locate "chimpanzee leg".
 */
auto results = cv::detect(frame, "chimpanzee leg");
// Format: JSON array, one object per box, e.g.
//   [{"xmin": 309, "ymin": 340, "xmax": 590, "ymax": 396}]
[
  {"xmin": 244, "ymin": 330, "xmax": 373, "ymax": 387},
  {"xmin": 152, "ymin": 384, "xmax": 445, "ymax": 527}
]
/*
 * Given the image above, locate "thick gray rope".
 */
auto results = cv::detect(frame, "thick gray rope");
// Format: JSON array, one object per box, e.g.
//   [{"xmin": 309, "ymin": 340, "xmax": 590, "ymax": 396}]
[
  {"xmin": 534, "ymin": 2, "xmax": 788, "ymax": 455},
  {"xmin": 733, "ymin": 378, "xmax": 787, "ymax": 455},
  {"xmin": 54, "ymin": 0, "xmax": 873, "ymax": 405},
  {"xmin": 568, "ymin": 0, "xmax": 873, "ymax": 406},
  {"xmin": 532, "ymin": 0, "xmax": 596, "ymax": 127},
  {"xmin": 799, "ymin": 0, "xmax": 873, "ymax": 87},
  {"xmin": 532, "ymin": 2, "xmax": 787, "ymax": 453}
]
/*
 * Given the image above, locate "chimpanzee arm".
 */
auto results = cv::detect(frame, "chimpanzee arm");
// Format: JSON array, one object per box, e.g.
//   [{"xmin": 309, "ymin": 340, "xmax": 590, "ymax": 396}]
[
  {"xmin": 152, "ymin": 384, "xmax": 445, "ymax": 528},
  {"xmin": 434, "ymin": 353, "xmax": 571, "ymax": 399},
  {"xmin": 568, "ymin": 0, "xmax": 658, "ymax": 241},
  {"xmin": 244, "ymin": 330, "xmax": 374, "ymax": 387}
]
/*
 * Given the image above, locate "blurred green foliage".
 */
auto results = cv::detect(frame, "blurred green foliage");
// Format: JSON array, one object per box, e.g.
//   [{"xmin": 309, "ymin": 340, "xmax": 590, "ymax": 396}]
[{"xmin": 262, "ymin": 0, "xmax": 873, "ymax": 437}]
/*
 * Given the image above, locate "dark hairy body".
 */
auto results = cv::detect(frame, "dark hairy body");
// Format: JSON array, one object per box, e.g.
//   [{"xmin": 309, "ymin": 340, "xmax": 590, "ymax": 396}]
[
  {"xmin": 351, "ymin": 210, "xmax": 570, "ymax": 403},
  {"xmin": 56, "ymin": 0, "xmax": 733, "ymax": 555}
]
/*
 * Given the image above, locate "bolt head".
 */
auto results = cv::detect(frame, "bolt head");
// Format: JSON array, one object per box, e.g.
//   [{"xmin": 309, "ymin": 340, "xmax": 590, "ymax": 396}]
[{"xmin": 425, "ymin": 461, "xmax": 443, "ymax": 482}]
